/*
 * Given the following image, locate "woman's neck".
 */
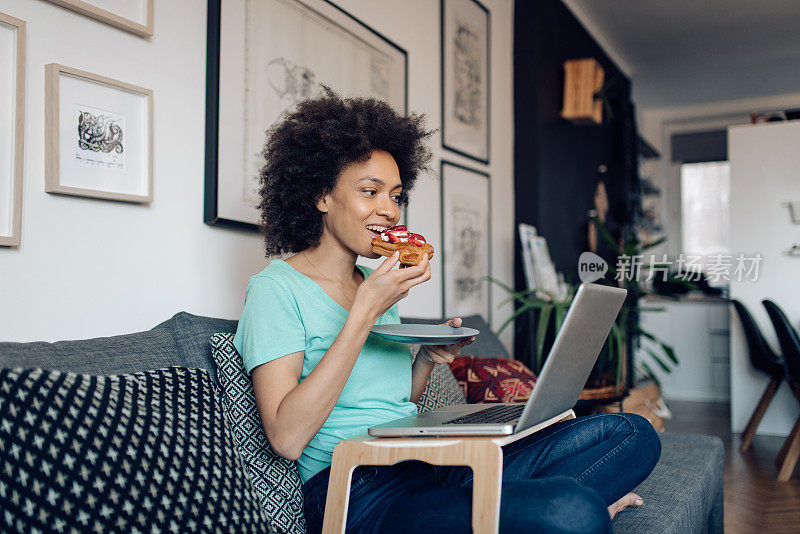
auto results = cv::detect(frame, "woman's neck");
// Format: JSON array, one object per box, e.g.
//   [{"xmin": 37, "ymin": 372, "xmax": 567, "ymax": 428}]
[{"xmin": 299, "ymin": 239, "xmax": 358, "ymax": 285}]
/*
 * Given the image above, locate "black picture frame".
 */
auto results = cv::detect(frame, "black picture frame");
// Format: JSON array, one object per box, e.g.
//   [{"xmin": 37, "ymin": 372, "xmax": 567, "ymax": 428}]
[
  {"xmin": 440, "ymin": 160, "xmax": 492, "ymax": 323},
  {"xmin": 441, "ymin": 0, "xmax": 491, "ymax": 164},
  {"xmin": 204, "ymin": 0, "xmax": 409, "ymax": 231}
]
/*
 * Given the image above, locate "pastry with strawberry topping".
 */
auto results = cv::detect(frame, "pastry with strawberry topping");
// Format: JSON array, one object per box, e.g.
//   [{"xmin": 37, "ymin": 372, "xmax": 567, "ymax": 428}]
[{"xmin": 371, "ymin": 225, "xmax": 434, "ymax": 266}]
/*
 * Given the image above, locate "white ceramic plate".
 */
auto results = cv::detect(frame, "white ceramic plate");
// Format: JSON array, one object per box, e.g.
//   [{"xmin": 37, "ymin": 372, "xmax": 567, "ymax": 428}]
[{"xmin": 370, "ymin": 324, "xmax": 479, "ymax": 345}]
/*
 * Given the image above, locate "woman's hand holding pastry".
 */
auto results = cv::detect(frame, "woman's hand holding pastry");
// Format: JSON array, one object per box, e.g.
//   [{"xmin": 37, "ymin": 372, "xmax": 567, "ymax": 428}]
[
  {"xmin": 421, "ymin": 317, "xmax": 476, "ymax": 364},
  {"xmin": 353, "ymin": 252, "xmax": 431, "ymax": 322}
]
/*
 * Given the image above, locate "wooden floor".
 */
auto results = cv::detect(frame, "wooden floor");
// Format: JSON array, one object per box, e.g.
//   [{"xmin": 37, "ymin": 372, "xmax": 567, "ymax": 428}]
[{"xmin": 664, "ymin": 399, "xmax": 800, "ymax": 533}]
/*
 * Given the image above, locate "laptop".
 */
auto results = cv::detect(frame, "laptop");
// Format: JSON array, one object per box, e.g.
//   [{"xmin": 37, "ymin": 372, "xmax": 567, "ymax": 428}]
[{"xmin": 368, "ymin": 283, "xmax": 627, "ymax": 437}]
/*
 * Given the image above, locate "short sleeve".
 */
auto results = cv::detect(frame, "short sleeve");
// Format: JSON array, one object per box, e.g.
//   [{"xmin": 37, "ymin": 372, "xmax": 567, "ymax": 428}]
[
  {"xmin": 387, "ymin": 302, "xmax": 400, "ymax": 323},
  {"xmin": 233, "ymin": 276, "xmax": 306, "ymax": 375}
]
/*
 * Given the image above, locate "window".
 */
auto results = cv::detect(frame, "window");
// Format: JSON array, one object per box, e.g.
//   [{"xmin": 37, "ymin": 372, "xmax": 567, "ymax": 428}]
[{"xmin": 680, "ymin": 161, "xmax": 730, "ymax": 276}]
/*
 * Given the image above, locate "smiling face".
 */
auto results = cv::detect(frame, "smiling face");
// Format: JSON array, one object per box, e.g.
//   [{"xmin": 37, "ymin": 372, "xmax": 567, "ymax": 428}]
[{"xmin": 316, "ymin": 150, "xmax": 404, "ymax": 258}]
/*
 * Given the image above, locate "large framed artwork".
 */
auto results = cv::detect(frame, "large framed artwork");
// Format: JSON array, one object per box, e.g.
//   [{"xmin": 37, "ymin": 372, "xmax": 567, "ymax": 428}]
[
  {"xmin": 0, "ymin": 11, "xmax": 25, "ymax": 247},
  {"xmin": 45, "ymin": 64, "xmax": 153, "ymax": 203},
  {"xmin": 44, "ymin": 0, "xmax": 154, "ymax": 38},
  {"xmin": 441, "ymin": 0, "xmax": 490, "ymax": 164},
  {"xmin": 441, "ymin": 160, "xmax": 491, "ymax": 322},
  {"xmin": 205, "ymin": 0, "xmax": 408, "ymax": 231}
]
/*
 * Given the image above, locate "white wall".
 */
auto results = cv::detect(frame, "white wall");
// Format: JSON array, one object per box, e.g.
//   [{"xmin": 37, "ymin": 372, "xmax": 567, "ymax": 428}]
[
  {"xmin": 728, "ymin": 121, "xmax": 800, "ymax": 436},
  {"xmin": 638, "ymin": 92, "xmax": 800, "ymax": 260},
  {"xmin": 0, "ymin": 0, "xmax": 516, "ymax": 354},
  {"xmin": 639, "ymin": 97, "xmax": 800, "ymax": 436}
]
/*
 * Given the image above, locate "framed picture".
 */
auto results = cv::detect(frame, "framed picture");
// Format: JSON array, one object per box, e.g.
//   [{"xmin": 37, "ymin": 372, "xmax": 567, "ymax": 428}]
[
  {"xmin": 45, "ymin": 64, "xmax": 153, "ymax": 203},
  {"xmin": 441, "ymin": 160, "xmax": 491, "ymax": 322},
  {"xmin": 205, "ymin": 0, "xmax": 408, "ymax": 231},
  {"xmin": 44, "ymin": 0, "xmax": 153, "ymax": 38},
  {"xmin": 441, "ymin": 0, "xmax": 490, "ymax": 164},
  {"xmin": 0, "ymin": 12, "xmax": 25, "ymax": 247}
]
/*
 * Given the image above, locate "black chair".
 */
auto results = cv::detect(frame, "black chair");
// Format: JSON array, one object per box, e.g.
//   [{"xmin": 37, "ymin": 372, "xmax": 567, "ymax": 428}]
[
  {"xmin": 762, "ymin": 299, "xmax": 800, "ymax": 481},
  {"xmin": 732, "ymin": 300, "xmax": 785, "ymax": 452}
]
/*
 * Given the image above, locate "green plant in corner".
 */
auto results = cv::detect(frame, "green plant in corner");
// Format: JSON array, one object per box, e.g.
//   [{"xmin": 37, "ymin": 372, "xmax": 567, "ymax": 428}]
[
  {"xmin": 489, "ymin": 216, "xmax": 683, "ymax": 395},
  {"xmin": 588, "ymin": 215, "xmax": 684, "ymax": 388},
  {"xmin": 487, "ymin": 278, "xmax": 575, "ymax": 377}
]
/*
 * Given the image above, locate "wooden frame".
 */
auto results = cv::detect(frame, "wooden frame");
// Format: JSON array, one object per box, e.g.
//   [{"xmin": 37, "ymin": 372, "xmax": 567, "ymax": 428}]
[
  {"xmin": 45, "ymin": 64, "xmax": 154, "ymax": 204},
  {"xmin": 0, "ymin": 12, "xmax": 25, "ymax": 247},
  {"xmin": 441, "ymin": 160, "xmax": 492, "ymax": 323},
  {"xmin": 44, "ymin": 0, "xmax": 154, "ymax": 38},
  {"xmin": 204, "ymin": 0, "xmax": 408, "ymax": 231},
  {"xmin": 441, "ymin": 0, "xmax": 491, "ymax": 164},
  {"xmin": 323, "ymin": 409, "xmax": 575, "ymax": 533}
]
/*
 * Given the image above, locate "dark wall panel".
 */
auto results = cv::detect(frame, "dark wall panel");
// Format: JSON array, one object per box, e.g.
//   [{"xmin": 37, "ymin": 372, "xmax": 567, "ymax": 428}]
[{"xmin": 513, "ymin": 0, "xmax": 635, "ymax": 364}]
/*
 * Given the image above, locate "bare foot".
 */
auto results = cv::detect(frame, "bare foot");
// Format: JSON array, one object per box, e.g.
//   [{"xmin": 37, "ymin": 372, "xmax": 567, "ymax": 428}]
[{"xmin": 608, "ymin": 492, "xmax": 644, "ymax": 520}]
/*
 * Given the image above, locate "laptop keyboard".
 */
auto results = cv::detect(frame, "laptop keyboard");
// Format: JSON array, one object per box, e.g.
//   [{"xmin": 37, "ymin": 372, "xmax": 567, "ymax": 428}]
[{"xmin": 442, "ymin": 404, "xmax": 525, "ymax": 425}]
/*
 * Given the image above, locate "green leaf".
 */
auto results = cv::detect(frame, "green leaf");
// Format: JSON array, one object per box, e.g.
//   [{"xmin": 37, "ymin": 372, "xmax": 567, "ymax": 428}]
[
  {"xmin": 497, "ymin": 288, "xmax": 544, "ymax": 308},
  {"xmin": 640, "ymin": 237, "xmax": 667, "ymax": 251},
  {"xmin": 591, "ymin": 216, "xmax": 619, "ymax": 253},
  {"xmin": 498, "ymin": 294, "xmax": 549, "ymax": 310},
  {"xmin": 644, "ymin": 347, "xmax": 672, "ymax": 374},
  {"xmin": 609, "ymin": 327, "xmax": 622, "ymax": 387},
  {"xmin": 485, "ymin": 275, "xmax": 516, "ymax": 295},
  {"xmin": 640, "ymin": 362, "xmax": 662, "ymax": 388},
  {"xmin": 637, "ymin": 326, "xmax": 679, "ymax": 366},
  {"xmin": 658, "ymin": 342, "xmax": 679, "ymax": 365},
  {"xmin": 612, "ymin": 323, "xmax": 626, "ymax": 386},
  {"xmin": 535, "ymin": 306, "xmax": 553, "ymax": 373},
  {"xmin": 495, "ymin": 302, "xmax": 540, "ymax": 335}
]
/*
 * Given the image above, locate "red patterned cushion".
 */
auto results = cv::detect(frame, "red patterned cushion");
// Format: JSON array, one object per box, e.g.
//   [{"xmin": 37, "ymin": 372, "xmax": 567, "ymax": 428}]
[{"xmin": 448, "ymin": 356, "xmax": 538, "ymax": 403}]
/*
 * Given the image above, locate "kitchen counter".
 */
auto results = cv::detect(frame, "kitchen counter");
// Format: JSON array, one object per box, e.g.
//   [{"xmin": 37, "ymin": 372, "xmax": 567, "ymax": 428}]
[{"xmin": 644, "ymin": 293, "xmax": 729, "ymax": 304}]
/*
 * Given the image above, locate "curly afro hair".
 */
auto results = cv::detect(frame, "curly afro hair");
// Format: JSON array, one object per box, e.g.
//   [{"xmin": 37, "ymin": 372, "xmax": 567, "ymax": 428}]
[{"xmin": 257, "ymin": 87, "xmax": 434, "ymax": 257}]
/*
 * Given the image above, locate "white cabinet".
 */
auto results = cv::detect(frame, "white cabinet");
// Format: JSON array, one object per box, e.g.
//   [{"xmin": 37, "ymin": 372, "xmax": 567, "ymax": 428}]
[{"xmin": 636, "ymin": 298, "xmax": 730, "ymax": 402}]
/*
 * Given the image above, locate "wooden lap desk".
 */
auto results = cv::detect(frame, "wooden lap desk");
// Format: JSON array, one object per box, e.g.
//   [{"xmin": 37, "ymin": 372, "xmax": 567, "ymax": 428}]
[{"xmin": 322, "ymin": 409, "xmax": 576, "ymax": 534}]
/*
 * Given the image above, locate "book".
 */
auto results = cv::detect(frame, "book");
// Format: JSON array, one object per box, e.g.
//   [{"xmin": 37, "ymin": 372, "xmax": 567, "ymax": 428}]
[{"xmin": 518, "ymin": 223, "xmax": 538, "ymax": 290}]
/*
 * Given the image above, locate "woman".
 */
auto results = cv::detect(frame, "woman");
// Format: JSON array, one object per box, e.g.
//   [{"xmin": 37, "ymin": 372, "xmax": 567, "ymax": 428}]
[{"xmin": 233, "ymin": 88, "xmax": 661, "ymax": 533}]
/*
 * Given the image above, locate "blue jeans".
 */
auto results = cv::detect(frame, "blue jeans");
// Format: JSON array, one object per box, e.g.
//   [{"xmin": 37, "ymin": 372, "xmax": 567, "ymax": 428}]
[{"xmin": 301, "ymin": 412, "xmax": 661, "ymax": 533}]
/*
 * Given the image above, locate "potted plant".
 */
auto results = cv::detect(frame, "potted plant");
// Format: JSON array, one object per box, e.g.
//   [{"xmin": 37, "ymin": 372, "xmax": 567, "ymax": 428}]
[{"xmin": 489, "ymin": 216, "xmax": 681, "ymax": 399}]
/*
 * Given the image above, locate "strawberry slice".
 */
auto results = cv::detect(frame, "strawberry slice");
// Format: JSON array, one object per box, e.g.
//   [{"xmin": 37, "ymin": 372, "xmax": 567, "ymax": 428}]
[
  {"xmin": 384, "ymin": 225, "xmax": 410, "ymax": 244},
  {"xmin": 407, "ymin": 233, "xmax": 427, "ymax": 246},
  {"xmin": 381, "ymin": 225, "xmax": 427, "ymax": 246}
]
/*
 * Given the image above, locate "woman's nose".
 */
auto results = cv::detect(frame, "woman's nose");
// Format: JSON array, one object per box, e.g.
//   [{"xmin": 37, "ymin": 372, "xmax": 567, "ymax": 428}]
[{"xmin": 376, "ymin": 194, "xmax": 398, "ymax": 217}]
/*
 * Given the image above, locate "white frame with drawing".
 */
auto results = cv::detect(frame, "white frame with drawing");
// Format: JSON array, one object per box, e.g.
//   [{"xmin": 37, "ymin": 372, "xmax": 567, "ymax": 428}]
[
  {"xmin": 0, "ymin": 12, "xmax": 25, "ymax": 247},
  {"xmin": 441, "ymin": 0, "xmax": 490, "ymax": 164},
  {"xmin": 441, "ymin": 160, "xmax": 491, "ymax": 322},
  {"xmin": 44, "ymin": 0, "xmax": 153, "ymax": 38},
  {"xmin": 45, "ymin": 64, "xmax": 153, "ymax": 203},
  {"xmin": 205, "ymin": 0, "xmax": 408, "ymax": 230}
]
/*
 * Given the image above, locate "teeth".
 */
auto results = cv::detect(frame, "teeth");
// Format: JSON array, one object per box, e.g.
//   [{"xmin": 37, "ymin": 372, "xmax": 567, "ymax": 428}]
[{"xmin": 366, "ymin": 225, "xmax": 388, "ymax": 232}]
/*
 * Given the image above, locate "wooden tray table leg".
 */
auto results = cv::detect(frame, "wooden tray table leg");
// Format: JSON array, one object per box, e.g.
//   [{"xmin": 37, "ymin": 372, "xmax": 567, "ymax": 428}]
[{"xmin": 468, "ymin": 441, "xmax": 504, "ymax": 534}]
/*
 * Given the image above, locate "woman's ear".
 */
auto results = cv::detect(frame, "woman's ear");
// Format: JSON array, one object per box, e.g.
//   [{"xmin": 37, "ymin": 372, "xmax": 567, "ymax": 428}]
[{"xmin": 316, "ymin": 193, "xmax": 330, "ymax": 213}]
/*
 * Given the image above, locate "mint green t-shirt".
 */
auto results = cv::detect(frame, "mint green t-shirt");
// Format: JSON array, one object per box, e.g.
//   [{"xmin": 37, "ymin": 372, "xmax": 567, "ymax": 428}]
[{"xmin": 232, "ymin": 259, "xmax": 417, "ymax": 484}]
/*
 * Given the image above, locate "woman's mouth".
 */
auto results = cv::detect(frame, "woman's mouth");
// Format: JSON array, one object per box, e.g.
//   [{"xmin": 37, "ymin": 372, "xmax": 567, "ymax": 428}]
[{"xmin": 366, "ymin": 224, "xmax": 388, "ymax": 239}]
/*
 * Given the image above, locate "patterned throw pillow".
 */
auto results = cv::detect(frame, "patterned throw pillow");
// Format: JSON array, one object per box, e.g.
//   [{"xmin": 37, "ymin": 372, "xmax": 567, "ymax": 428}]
[
  {"xmin": 448, "ymin": 356, "xmax": 538, "ymax": 403},
  {"xmin": 210, "ymin": 333, "xmax": 306, "ymax": 534},
  {"xmin": 412, "ymin": 346, "xmax": 468, "ymax": 412},
  {"xmin": 0, "ymin": 367, "xmax": 268, "ymax": 533}
]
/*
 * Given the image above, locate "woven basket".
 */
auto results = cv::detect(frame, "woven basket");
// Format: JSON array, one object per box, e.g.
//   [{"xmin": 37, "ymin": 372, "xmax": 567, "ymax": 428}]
[{"xmin": 578, "ymin": 384, "xmax": 621, "ymax": 400}]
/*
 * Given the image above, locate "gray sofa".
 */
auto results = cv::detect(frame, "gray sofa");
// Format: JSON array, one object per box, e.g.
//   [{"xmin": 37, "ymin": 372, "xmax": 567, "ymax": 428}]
[{"xmin": 0, "ymin": 311, "xmax": 723, "ymax": 533}]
